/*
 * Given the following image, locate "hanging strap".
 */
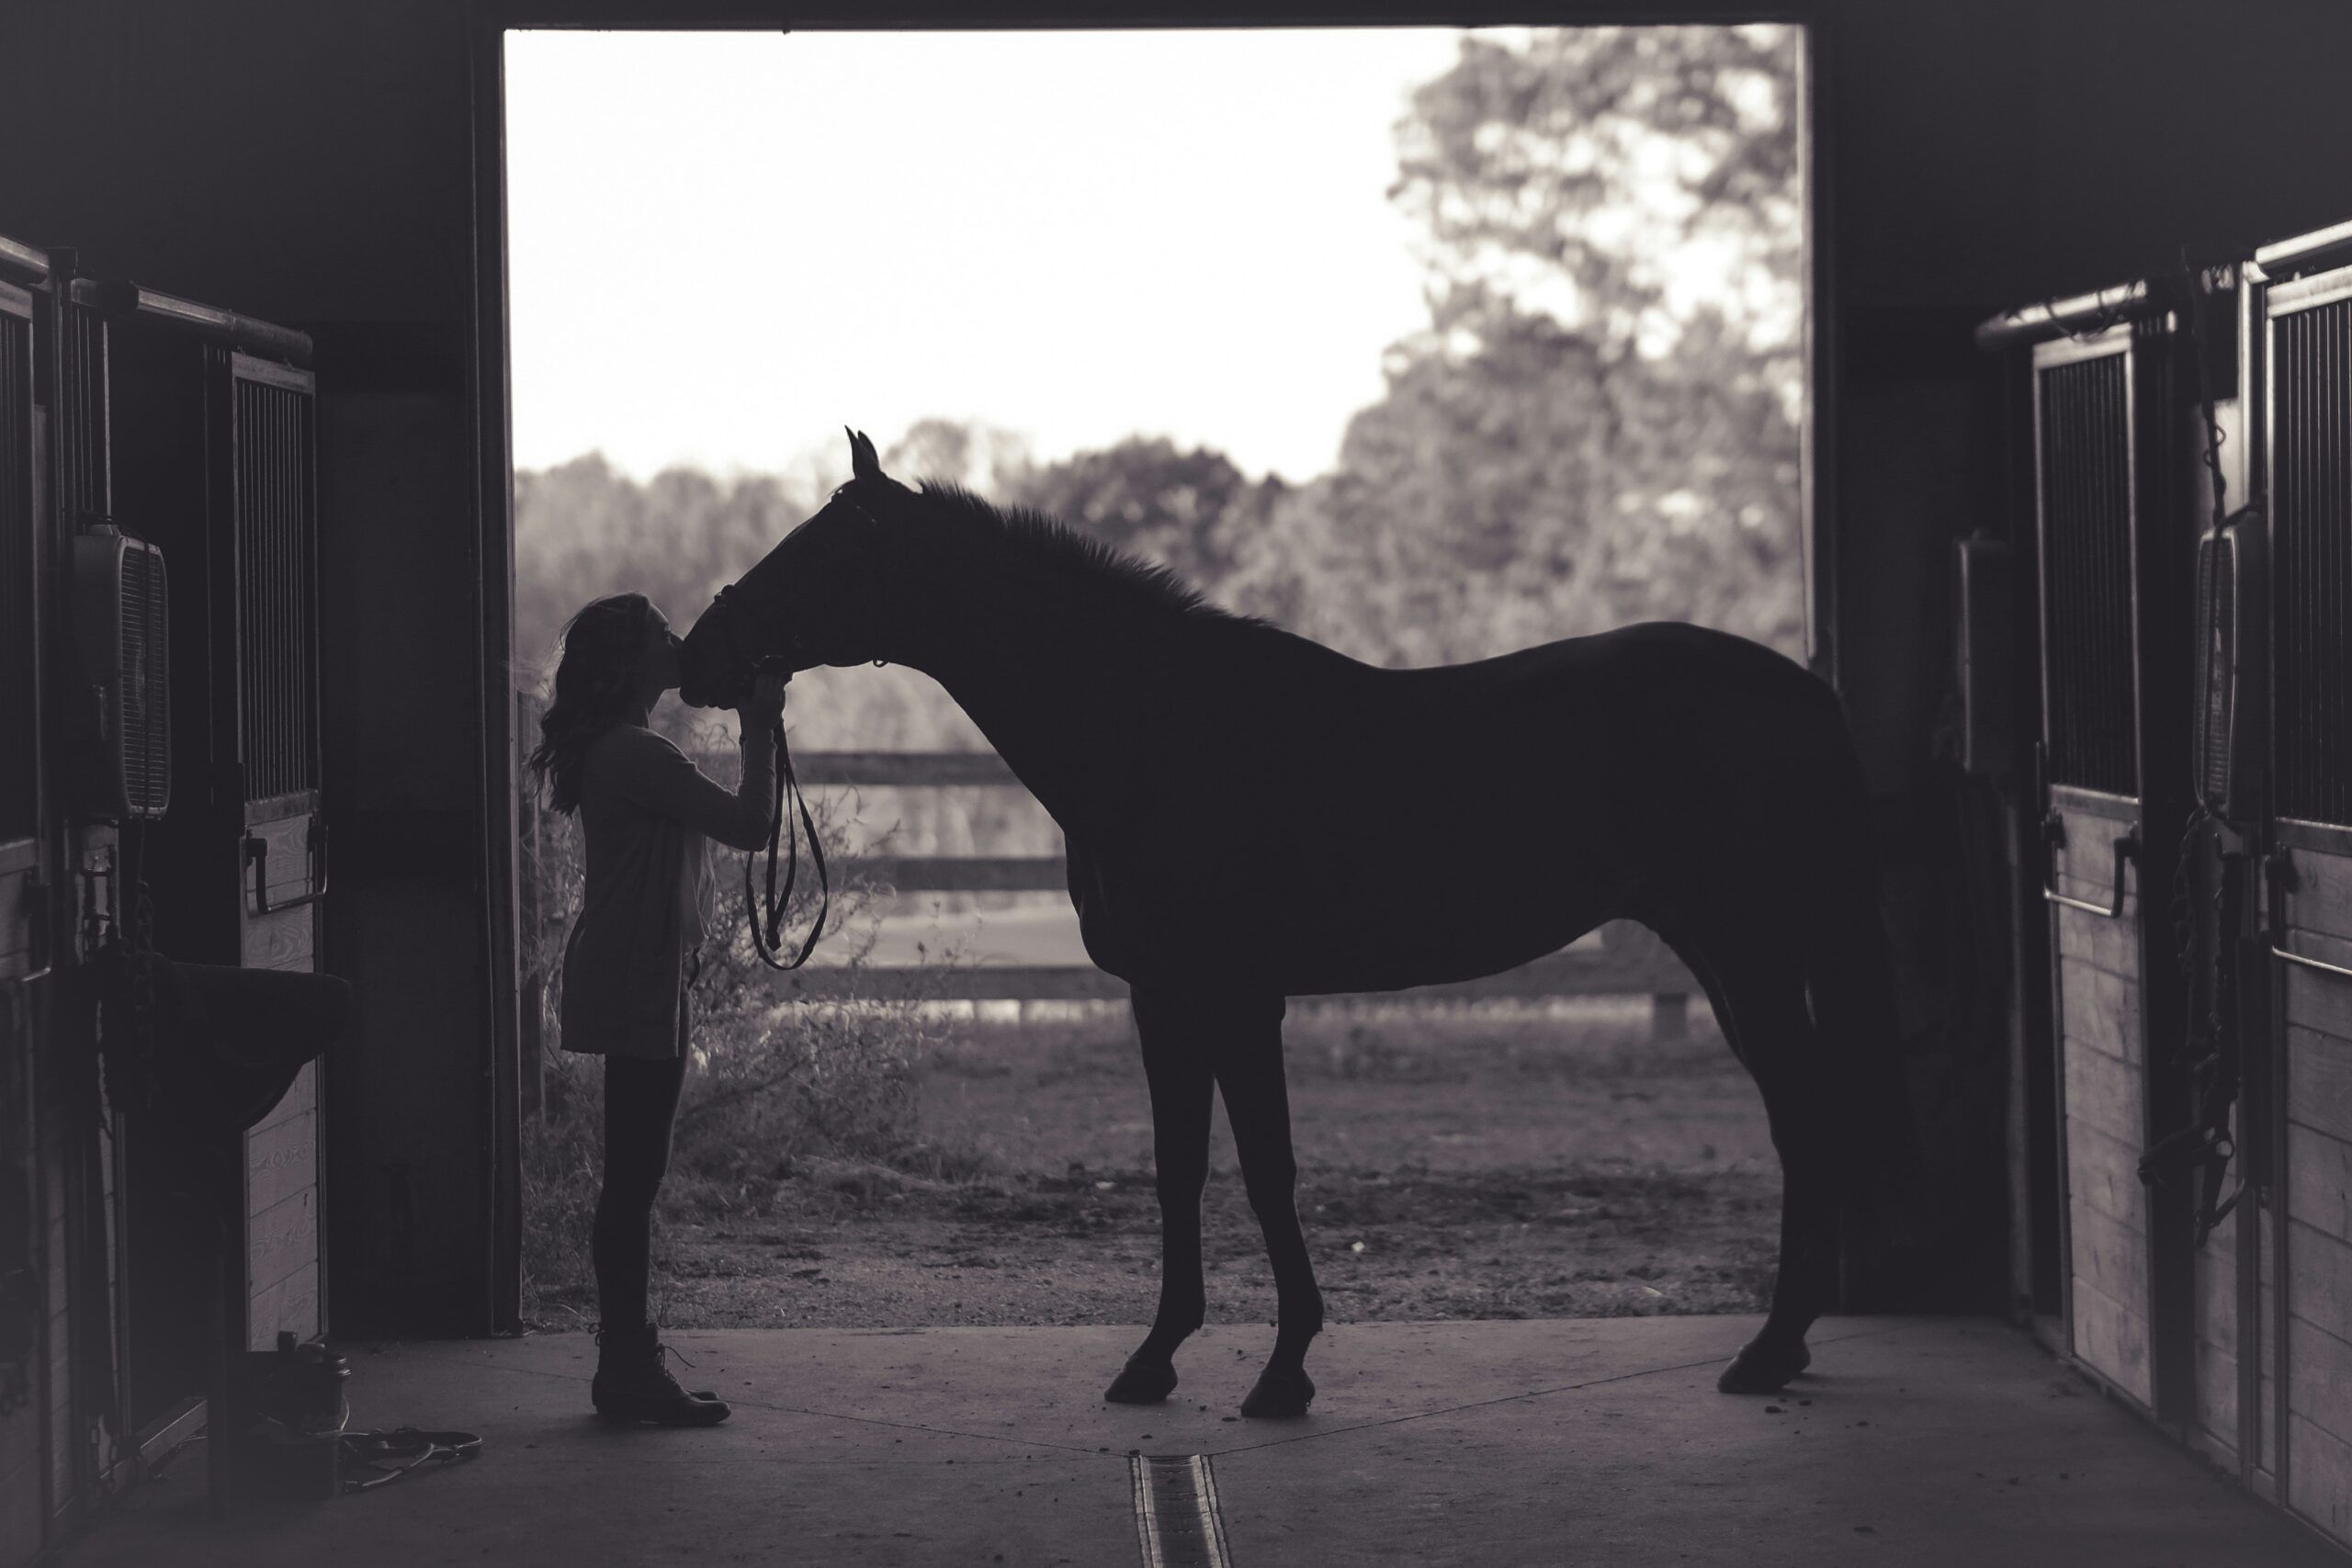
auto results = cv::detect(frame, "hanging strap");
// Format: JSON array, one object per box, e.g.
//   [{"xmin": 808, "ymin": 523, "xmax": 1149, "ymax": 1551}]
[
  {"xmin": 743, "ymin": 715, "xmax": 831, "ymax": 971},
  {"xmin": 2141, "ymin": 807, "xmax": 2245, "ymax": 1246}
]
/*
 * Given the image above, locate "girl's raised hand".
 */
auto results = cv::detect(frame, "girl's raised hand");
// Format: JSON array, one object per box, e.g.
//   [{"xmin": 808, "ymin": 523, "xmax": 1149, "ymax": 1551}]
[{"xmin": 739, "ymin": 673, "xmax": 787, "ymax": 732}]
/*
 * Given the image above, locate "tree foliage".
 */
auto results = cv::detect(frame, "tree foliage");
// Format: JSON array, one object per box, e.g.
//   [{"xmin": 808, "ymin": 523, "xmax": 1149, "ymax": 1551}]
[
  {"xmin": 1393, "ymin": 24, "xmax": 1802, "ymax": 367},
  {"xmin": 1224, "ymin": 23, "xmax": 1806, "ymax": 666}
]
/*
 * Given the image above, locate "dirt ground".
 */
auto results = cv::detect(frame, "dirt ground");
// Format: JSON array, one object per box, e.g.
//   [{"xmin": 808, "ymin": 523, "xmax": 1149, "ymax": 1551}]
[{"xmin": 551, "ymin": 1000, "xmax": 1786, "ymax": 1336}]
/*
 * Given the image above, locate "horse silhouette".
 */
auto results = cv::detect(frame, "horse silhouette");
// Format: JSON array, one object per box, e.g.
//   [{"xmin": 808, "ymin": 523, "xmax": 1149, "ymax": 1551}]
[{"xmin": 680, "ymin": 428, "xmax": 1905, "ymax": 1417}]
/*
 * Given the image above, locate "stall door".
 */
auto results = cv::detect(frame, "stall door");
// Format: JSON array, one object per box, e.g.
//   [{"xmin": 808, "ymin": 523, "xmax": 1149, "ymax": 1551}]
[
  {"xmin": 0, "ymin": 278, "xmax": 40, "ymax": 985},
  {"xmin": 2261, "ymin": 257, "xmax": 2352, "ymax": 1550},
  {"xmin": 2033, "ymin": 321, "xmax": 2194, "ymax": 1417},
  {"xmin": 217, "ymin": 352, "xmax": 324, "ymax": 1353},
  {"xmin": 0, "ymin": 260, "xmax": 47, "ymax": 1567}
]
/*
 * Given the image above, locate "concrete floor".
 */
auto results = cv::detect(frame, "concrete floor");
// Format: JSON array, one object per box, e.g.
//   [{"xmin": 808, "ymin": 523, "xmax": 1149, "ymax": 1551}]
[{"xmin": 58, "ymin": 1315, "xmax": 2346, "ymax": 1567}]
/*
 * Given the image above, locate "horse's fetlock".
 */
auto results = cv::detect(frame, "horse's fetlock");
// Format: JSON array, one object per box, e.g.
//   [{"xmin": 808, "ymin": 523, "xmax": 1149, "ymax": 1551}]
[{"xmin": 1155, "ymin": 1294, "xmax": 1205, "ymax": 1336}]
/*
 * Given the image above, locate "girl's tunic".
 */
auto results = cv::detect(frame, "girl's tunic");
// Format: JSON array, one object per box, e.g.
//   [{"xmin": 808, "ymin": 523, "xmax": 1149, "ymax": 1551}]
[{"xmin": 560, "ymin": 723, "xmax": 775, "ymax": 1058}]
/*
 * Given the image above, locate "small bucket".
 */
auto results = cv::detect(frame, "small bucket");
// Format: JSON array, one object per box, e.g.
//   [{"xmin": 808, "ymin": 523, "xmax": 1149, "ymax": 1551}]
[{"xmin": 227, "ymin": 1332, "xmax": 352, "ymax": 1501}]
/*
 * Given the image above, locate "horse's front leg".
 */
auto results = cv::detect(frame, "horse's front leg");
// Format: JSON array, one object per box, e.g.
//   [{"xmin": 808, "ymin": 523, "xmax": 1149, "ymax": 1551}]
[
  {"xmin": 1213, "ymin": 1002, "xmax": 1323, "ymax": 1418},
  {"xmin": 1104, "ymin": 990, "xmax": 1214, "ymax": 1404}
]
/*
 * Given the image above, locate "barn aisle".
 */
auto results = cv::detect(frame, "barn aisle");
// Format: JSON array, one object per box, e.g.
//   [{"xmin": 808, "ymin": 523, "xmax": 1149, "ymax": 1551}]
[{"xmin": 53, "ymin": 1315, "xmax": 2343, "ymax": 1566}]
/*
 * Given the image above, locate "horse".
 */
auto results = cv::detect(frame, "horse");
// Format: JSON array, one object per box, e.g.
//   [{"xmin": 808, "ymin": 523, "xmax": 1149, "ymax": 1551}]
[{"xmin": 679, "ymin": 428, "xmax": 1906, "ymax": 1418}]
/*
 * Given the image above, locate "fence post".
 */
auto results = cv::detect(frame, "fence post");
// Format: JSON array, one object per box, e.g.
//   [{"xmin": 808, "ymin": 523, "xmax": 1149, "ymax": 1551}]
[
  {"xmin": 516, "ymin": 689, "xmax": 545, "ymax": 1122},
  {"xmin": 1650, "ymin": 992, "xmax": 1689, "ymax": 1043}
]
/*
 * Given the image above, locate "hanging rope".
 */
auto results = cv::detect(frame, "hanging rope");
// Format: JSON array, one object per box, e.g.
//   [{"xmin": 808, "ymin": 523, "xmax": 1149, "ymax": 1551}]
[
  {"xmin": 742, "ymin": 713, "xmax": 831, "ymax": 971},
  {"xmin": 2134, "ymin": 255, "xmax": 2249, "ymax": 1247}
]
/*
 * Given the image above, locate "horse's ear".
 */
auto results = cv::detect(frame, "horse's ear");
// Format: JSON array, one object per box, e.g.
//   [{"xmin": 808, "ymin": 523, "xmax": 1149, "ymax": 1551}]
[{"xmin": 848, "ymin": 427, "xmax": 881, "ymax": 481}]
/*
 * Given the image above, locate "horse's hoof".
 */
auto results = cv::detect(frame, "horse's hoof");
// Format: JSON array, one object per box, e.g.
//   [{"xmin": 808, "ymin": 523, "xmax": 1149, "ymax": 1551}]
[
  {"xmin": 1239, "ymin": 1365, "xmax": 1315, "ymax": 1419},
  {"xmin": 1105, "ymin": 1356, "xmax": 1178, "ymax": 1404},
  {"xmin": 1716, "ymin": 1337, "xmax": 1811, "ymax": 1394}
]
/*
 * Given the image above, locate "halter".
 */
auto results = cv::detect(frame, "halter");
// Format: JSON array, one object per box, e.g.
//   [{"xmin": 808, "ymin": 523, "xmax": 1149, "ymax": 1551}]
[
  {"xmin": 745, "ymin": 709, "xmax": 828, "ymax": 972},
  {"xmin": 701, "ymin": 582, "xmax": 830, "ymax": 970},
  {"xmin": 714, "ymin": 485, "xmax": 891, "ymax": 972}
]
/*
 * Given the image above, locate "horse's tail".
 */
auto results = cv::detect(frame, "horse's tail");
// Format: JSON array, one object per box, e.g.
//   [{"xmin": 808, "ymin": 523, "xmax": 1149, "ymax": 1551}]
[{"xmin": 1799, "ymin": 687, "xmax": 1914, "ymax": 1187}]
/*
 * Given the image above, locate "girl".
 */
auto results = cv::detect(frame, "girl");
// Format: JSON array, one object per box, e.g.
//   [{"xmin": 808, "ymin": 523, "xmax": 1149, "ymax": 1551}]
[{"xmin": 526, "ymin": 592, "xmax": 785, "ymax": 1426}]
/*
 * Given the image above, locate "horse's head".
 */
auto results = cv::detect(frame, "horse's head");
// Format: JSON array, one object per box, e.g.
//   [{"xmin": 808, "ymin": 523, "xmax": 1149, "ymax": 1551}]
[{"xmin": 678, "ymin": 428, "xmax": 917, "ymax": 708}]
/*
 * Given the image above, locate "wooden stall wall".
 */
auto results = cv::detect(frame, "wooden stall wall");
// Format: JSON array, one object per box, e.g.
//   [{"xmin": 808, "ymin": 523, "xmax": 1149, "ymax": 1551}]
[
  {"xmin": 2048, "ymin": 787, "xmax": 2154, "ymax": 1403},
  {"xmin": 45, "ymin": 273, "xmax": 120, "ymax": 1548},
  {"xmin": 223, "ymin": 353, "xmax": 324, "ymax": 1353},
  {"xmin": 2027, "ymin": 315, "xmax": 2197, "ymax": 1416},
  {"xmin": 105, "ymin": 313, "xmax": 327, "ymax": 1404},
  {"xmin": 2277, "ymin": 842, "xmax": 2352, "ymax": 1544},
  {"xmin": 0, "ymin": 250, "xmax": 46, "ymax": 1562},
  {"xmin": 0, "ymin": 997, "xmax": 37, "ymax": 1568},
  {"xmin": 2255, "ymin": 241, "xmax": 2352, "ymax": 1550}
]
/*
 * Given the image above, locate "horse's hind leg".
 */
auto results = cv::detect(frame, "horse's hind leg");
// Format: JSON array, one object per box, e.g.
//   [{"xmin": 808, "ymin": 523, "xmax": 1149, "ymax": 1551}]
[
  {"xmin": 1104, "ymin": 987, "xmax": 1216, "ymax": 1404},
  {"xmin": 1670, "ymin": 935, "xmax": 1842, "ymax": 1394},
  {"xmin": 1209, "ymin": 998, "xmax": 1323, "ymax": 1417}
]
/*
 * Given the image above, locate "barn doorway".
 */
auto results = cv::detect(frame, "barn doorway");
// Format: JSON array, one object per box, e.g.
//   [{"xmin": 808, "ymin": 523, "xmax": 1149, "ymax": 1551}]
[{"xmin": 496, "ymin": 24, "xmax": 1815, "ymax": 1340}]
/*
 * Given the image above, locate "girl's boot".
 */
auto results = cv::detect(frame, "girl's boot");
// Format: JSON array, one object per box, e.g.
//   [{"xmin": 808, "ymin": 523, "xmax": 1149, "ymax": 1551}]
[{"xmin": 591, "ymin": 1323, "xmax": 731, "ymax": 1426}]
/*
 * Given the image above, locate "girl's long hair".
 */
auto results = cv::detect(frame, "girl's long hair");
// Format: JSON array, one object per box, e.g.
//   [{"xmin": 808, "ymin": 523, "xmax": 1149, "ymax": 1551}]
[{"xmin": 526, "ymin": 592, "xmax": 659, "ymax": 815}]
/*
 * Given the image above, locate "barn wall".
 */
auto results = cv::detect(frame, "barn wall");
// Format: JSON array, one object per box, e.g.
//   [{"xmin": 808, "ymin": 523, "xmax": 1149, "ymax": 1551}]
[{"xmin": 0, "ymin": 0, "xmax": 498, "ymax": 1348}]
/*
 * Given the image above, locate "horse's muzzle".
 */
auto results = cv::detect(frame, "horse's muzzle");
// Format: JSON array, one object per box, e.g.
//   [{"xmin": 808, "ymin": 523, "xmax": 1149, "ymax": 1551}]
[
  {"xmin": 678, "ymin": 643, "xmax": 787, "ymax": 712},
  {"xmin": 675, "ymin": 633, "xmax": 736, "ymax": 710}
]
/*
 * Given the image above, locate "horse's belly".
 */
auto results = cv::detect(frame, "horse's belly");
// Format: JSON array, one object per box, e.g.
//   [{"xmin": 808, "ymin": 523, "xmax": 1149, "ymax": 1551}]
[
  {"xmin": 1065, "ymin": 751, "xmax": 1634, "ymax": 999},
  {"xmin": 1268, "ymin": 874, "xmax": 1615, "ymax": 997},
  {"xmin": 1085, "ymin": 842, "xmax": 1620, "ymax": 999}
]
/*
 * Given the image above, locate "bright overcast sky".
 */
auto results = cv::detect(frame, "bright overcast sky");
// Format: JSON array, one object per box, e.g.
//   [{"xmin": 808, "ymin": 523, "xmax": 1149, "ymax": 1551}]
[{"xmin": 504, "ymin": 28, "xmax": 1472, "ymax": 484}]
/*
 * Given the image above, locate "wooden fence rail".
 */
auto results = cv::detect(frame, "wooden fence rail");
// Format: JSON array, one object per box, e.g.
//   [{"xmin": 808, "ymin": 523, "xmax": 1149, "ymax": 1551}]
[
  {"xmin": 513, "ymin": 716, "xmax": 1700, "ymax": 1060},
  {"xmin": 775, "ymin": 752, "xmax": 1697, "ymax": 1036}
]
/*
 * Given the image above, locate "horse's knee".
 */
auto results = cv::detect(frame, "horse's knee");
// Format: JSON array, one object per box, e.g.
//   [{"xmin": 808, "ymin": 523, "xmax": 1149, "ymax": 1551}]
[
  {"xmin": 595, "ymin": 1182, "xmax": 658, "ymax": 1227},
  {"xmin": 1240, "ymin": 1156, "xmax": 1298, "ymax": 1218},
  {"xmin": 1157, "ymin": 1160, "xmax": 1209, "ymax": 1209}
]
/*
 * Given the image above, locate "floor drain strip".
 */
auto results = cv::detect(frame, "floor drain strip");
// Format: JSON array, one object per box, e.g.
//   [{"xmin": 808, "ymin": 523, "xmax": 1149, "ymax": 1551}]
[{"xmin": 1131, "ymin": 1453, "xmax": 1233, "ymax": 1568}]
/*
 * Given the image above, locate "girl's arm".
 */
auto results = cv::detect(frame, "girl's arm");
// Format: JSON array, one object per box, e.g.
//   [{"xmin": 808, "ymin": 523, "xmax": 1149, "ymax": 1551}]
[{"xmin": 606, "ymin": 724, "xmax": 777, "ymax": 852}]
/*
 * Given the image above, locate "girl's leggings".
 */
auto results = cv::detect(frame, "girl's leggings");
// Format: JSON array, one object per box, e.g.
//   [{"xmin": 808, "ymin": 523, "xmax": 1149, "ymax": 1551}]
[{"xmin": 593, "ymin": 1049, "xmax": 687, "ymax": 1329}]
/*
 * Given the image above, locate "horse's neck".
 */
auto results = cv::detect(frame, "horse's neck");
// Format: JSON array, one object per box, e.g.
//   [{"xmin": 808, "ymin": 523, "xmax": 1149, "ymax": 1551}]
[{"xmin": 897, "ymin": 587, "xmax": 1165, "ymax": 829}]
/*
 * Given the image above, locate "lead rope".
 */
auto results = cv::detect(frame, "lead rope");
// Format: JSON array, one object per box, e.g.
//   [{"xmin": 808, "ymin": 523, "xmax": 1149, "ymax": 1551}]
[{"xmin": 744, "ymin": 715, "xmax": 830, "ymax": 970}]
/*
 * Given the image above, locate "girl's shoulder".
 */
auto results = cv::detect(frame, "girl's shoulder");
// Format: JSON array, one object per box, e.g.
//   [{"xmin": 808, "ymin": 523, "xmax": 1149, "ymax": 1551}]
[
  {"xmin": 582, "ymin": 723, "xmax": 684, "ymax": 789},
  {"xmin": 590, "ymin": 722, "xmax": 680, "ymax": 757}
]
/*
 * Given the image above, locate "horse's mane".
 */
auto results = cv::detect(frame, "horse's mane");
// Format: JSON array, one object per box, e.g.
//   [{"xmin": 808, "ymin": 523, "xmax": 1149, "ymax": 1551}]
[{"xmin": 917, "ymin": 480, "xmax": 1263, "ymax": 628}]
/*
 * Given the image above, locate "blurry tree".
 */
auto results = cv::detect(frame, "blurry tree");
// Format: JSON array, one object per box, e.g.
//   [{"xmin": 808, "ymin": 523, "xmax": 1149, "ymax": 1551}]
[
  {"xmin": 1008, "ymin": 436, "xmax": 1281, "ymax": 590},
  {"xmin": 884, "ymin": 417, "xmax": 1036, "ymax": 499},
  {"xmin": 1227, "ymin": 24, "xmax": 1805, "ymax": 664},
  {"xmin": 1393, "ymin": 24, "xmax": 1801, "ymax": 370}
]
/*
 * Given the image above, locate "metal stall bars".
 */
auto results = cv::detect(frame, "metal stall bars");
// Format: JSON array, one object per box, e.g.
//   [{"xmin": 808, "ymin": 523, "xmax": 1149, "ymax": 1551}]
[
  {"xmin": 1976, "ymin": 279, "xmax": 2205, "ymax": 1431},
  {"xmin": 0, "ymin": 239, "xmax": 45, "ymax": 990},
  {"xmin": 0, "ymin": 231, "xmax": 58, "ymax": 1568},
  {"xmin": 0, "ymin": 237, "xmax": 175, "ymax": 1563},
  {"xmin": 2244, "ymin": 217, "xmax": 2352, "ymax": 1552},
  {"xmin": 84, "ymin": 281, "xmax": 325, "ymax": 1458}
]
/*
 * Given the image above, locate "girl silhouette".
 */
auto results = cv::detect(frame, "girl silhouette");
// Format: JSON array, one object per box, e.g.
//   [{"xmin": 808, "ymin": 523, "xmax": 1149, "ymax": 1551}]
[{"xmin": 526, "ymin": 592, "xmax": 783, "ymax": 1425}]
